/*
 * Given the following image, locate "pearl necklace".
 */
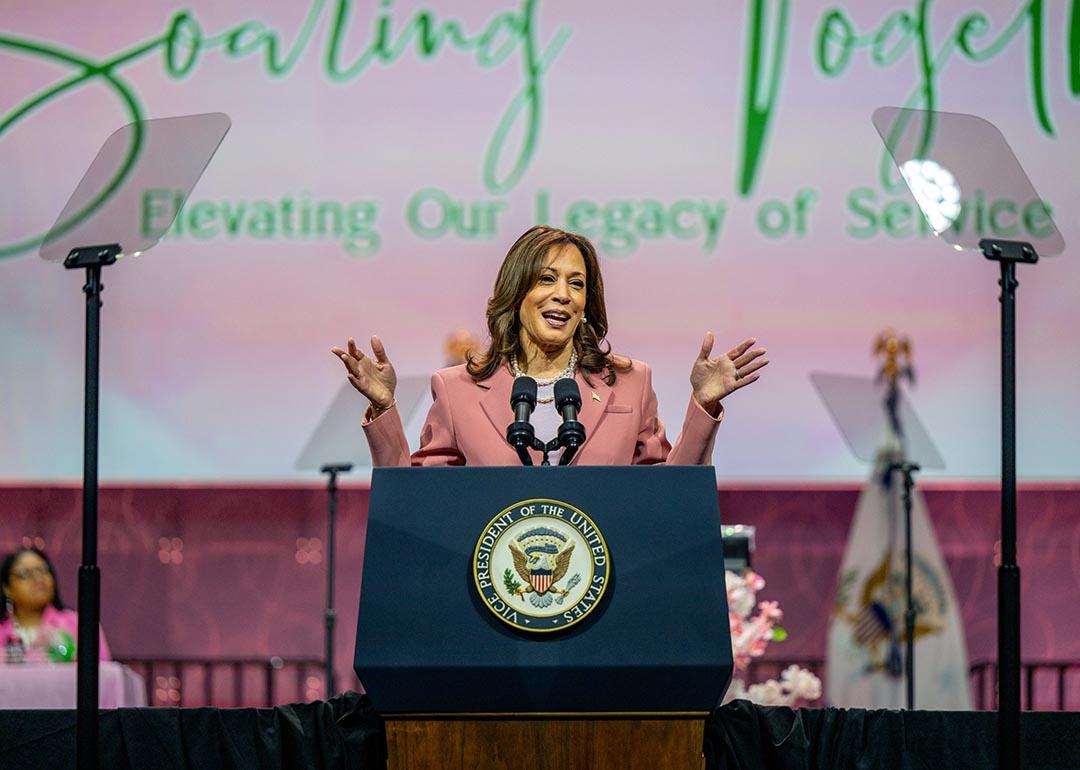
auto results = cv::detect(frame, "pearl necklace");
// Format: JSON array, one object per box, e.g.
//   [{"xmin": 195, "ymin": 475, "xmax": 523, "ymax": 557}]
[{"xmin": 510, "ymin": 350, "xmax": 577, "ymax": 403}]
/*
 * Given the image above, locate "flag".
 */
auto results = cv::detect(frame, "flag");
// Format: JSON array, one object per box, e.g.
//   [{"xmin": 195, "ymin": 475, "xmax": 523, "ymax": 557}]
[{"xmin": 825, "ymin": 458, "xmax": 972, "ymax": 709}]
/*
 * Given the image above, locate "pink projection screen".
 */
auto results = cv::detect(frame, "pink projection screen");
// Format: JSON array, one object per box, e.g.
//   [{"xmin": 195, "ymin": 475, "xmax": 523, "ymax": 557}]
[{"xmin": 1, "ymin": 1, "xmax": 1077, "ymax": 481}]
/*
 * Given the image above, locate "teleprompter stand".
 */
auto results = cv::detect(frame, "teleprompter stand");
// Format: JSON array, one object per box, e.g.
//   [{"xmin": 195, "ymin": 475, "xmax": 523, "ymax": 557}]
[
  {"xmin": 873, "ymin": 107, "xmax": 1066, "ymax": 769},
  {"xmin": 981, "ymin": 236, "xmax": 1038, "ymax": 770},
  {"xmin": 812, "ymin": 369, "xmax": 944, "ymax": 709},
  {"xmin": 65, "ymin": 244, "xmax": 118, "ymax": 770},
  {"xmin": 891, "ymin": 459, "xmax": 920, "ymax": 710},
  {"xmin": 295, "ymin": 376, "xmax": 429, "ymax": 696},
  {"xmin": 320, "ymin": 463, "xmax": 351, "ymax": 696},
  {"xmin": 40, "ymin": 113, "xmax": 230, "ymax": 770}
]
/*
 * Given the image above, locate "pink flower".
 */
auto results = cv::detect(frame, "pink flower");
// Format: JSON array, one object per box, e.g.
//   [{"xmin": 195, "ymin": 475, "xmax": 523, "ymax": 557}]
[
  {"xmin": 745, "ymin": 570, "xmax": 765, "ymax": 592},
  {"xmin": 723, "ymin": 568, "xmax": 821, "ymax": 708},
  {"xmin": 757, "ymin": 600, "xmax": 782, "ymax": 622}
]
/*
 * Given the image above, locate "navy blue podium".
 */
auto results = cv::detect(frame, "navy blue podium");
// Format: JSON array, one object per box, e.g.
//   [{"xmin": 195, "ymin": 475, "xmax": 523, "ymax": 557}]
[{"xmin": 354, "ymin": 466, "xmax": 733, "ymax": 715}]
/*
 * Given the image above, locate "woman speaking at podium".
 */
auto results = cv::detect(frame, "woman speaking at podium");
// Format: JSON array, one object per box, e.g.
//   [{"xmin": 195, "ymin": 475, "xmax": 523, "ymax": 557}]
[{"xmin": 332, "ymin": 225, "xmax": 767, "ymax": 467}]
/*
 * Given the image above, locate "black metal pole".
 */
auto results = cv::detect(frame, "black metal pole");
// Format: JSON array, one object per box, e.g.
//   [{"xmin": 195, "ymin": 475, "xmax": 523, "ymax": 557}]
[
  {"xmin": 325, "ymin": 470, "xmax": 337, "ymax": 697},
  {"xmin": 998, "ymin": 258, "xmax": 1021, "ymax": 770},
  {"xmin": 320, "ymin": 463, "xmax": 351, "ymax": 698},
  {"xmin": 978, "ymin": 239, "xmax": 1036, "ymax": 770},
  {"xmin": 896, "ymin": 462, "xmax": 920, "ymax": 711},
  {"xmin": 77, "ymin": 264, "xmax": 103, "ymax": 770}
]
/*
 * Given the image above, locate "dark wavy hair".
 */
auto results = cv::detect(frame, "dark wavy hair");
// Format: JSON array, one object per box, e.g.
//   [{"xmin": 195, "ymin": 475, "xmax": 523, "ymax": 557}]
[
  {"xmin": 1, "ymin": 547, "xmax": 65, "ymax": 621},
  {"xmin": 466, "ymin": 225, "xmax": 631, "ymax": 386}
]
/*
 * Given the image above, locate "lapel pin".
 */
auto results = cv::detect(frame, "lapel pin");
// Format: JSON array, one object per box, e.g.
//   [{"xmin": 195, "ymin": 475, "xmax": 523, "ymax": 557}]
[{"xmin": 591, "ymin": 391, "xmax": 600, "ymax": 402}]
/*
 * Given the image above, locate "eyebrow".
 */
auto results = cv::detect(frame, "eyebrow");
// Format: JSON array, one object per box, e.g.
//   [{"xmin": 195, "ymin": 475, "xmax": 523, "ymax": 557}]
[{"xmin": 540, "ymin": 267, "xmax": 586, "ymax": 278}]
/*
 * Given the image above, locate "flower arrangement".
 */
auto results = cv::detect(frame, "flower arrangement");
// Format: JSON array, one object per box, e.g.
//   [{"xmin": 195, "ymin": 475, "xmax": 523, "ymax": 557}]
[{"xmin": 723, "ymin": 569, "xmax": 822, "ymax": 707}]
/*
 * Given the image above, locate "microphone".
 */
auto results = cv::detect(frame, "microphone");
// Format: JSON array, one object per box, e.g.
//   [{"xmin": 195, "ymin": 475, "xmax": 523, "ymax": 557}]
[
  {"xmin": 554, "ymin": 378, "xmax": 586, "ymax": 466},
  {"xmin": 507, "ymin": 376, "xmax": 538, "ymax": 466}
]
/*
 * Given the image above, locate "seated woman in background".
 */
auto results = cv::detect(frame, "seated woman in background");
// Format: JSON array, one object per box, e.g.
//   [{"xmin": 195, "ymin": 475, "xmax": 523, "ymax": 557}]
[{"xmin": 1, "ymin": 547, "xmax": 111, "ymax": 663}]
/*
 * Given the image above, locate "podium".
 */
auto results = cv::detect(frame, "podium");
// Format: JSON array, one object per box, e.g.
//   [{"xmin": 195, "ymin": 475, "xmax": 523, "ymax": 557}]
[{"xmin": 356, "ymin": 466, "xmax": 732, "ymax": 769}]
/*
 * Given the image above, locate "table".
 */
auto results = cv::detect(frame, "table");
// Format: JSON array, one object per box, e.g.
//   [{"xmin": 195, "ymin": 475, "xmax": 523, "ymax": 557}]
[{"xmin": 0, "ymin": 661, "xmax": 146, "ymax": 709}]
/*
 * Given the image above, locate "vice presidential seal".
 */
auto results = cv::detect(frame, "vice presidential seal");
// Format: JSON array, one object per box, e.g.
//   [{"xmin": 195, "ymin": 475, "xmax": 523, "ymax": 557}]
[{"xmin": 472, "ymin": 498, "xmax": 610, "ymax": 633}]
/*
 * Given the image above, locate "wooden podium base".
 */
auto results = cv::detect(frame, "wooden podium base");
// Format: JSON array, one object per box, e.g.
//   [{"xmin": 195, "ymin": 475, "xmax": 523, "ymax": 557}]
[{"xmin": 385, "ymin": 714, "xmax": 707, "ymax": 770}]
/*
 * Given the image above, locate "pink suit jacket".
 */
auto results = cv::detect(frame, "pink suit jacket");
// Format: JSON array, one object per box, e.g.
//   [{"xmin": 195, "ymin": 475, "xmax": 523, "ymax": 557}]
[{"xmin": 363, "ymin": 360, "xmax": 723, "ymax": 467}]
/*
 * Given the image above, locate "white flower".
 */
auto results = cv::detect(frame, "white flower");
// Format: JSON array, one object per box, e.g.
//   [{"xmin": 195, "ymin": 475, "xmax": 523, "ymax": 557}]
[
  {"xmin": 746, "ymin": 679, "xmax": 785, "ymax": 706},
  {"xmin": 725, "ymin": 570, "xmax": 756, "ymax": 617},
  {"xmin": 780, "ymin": 665, "xmax": 822, "ymax": 701},
  {"xmin": 722, "ymin": 569, "xmax": 821, "ymax": 708}
]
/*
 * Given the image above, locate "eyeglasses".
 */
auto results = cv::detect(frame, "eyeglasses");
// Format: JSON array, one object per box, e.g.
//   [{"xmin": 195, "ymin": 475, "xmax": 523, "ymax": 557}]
[{"xmin": 11, "ymin": 566, "xmax": 51, "ymax": 581}]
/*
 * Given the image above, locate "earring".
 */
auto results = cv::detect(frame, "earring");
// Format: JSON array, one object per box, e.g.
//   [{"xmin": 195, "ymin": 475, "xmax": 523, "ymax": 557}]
[{"xmin": 582, "ymin": 316, "xmax": 588, "ymax": 324}]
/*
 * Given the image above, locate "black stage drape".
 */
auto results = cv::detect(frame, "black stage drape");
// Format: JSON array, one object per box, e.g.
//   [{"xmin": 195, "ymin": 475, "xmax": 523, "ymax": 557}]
[
  {"xmin": 705, "ymin": 700, "xmax": 1080, "ymax": 770},
  {"xmin": 6, "ymin": 694, "xmax": 1080, "ymax": 769},
  {"xmin": 0, "ymin": 691, "xmax": 386, "ymax": 770}
]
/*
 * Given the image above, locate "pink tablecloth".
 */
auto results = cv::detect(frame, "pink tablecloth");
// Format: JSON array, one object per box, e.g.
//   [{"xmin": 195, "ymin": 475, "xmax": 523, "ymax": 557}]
[{"xmin": 0, "ymin": 662, "xmax": 146, "ymax": 708}]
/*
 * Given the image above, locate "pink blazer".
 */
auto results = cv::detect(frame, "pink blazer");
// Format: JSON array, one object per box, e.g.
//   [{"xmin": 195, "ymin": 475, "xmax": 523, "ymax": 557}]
[{"xmin": 363, "ymin": 360, "xmax": 723, "ymax": 467}]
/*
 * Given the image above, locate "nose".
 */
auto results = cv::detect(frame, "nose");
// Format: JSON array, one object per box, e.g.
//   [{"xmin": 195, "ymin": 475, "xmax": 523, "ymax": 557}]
[{"xmin": 552, "ymin": 279, "xmax": 572, "ymax": 303}]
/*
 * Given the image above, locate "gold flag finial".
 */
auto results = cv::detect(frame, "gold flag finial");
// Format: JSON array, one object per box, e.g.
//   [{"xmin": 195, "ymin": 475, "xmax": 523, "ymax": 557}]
[
  {"xmin": 443, "ymin": 327, "xmax": 477, "ymax": 366},
  {"xmin": 873, "ymin": 327, "xmax": 914, "ymax": 386}
]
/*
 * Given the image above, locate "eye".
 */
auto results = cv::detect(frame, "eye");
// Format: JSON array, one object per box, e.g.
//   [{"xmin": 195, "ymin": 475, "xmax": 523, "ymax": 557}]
[
  {"xmin": 570, "ymin": 280, "xmax": 585, "ymax": 290},
  {"xmin": 538, "ymin": 274, "xmax": 556, "ymax": 284}
]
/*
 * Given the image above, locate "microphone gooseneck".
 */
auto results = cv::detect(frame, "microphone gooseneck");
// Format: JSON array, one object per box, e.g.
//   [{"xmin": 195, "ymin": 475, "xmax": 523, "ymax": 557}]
[{"xmin": 507, "ymin": 376, "xmax": 538, "ymax": 466}]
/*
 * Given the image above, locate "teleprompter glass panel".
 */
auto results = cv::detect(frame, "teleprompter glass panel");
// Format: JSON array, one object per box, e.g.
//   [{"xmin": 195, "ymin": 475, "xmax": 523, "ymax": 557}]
[
  {"xmin": 811, "ymin": 372, "xmax": 945, "ymax": 470},
  {"xmin": 39, "ymin": 113, "xmax": 230, "ymax": 262},
  {"xmin": 872, "ymin": 107, "xmax": 1064, "ymax": 257}
]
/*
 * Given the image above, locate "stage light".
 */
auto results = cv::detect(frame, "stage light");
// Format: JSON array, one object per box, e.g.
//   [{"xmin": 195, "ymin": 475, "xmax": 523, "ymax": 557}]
[{"xmin": 899, "ymin": 158, "xmax": 962, "ymax": 234}]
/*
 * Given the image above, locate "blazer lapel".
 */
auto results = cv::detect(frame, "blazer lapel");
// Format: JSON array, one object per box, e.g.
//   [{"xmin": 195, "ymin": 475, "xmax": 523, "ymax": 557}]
[
  {"xmin": 570, "ymin": 371, "xmax": 612, "ymax": 465},
  {"xmin": 479, "ymin": 366, "xmax": 516, "ymax": 441}
]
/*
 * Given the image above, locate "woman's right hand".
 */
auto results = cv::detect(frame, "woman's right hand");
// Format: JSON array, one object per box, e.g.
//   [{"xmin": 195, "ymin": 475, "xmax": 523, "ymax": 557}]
[{"xmin": 331, "ymin": 336, "xmax": 397, "ymax": 415}]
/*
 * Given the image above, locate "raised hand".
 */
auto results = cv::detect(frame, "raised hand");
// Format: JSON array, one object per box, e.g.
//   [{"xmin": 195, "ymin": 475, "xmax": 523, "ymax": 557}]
[
  {"xmin": 689, "ymin": 333, "xmax": 768, "ymax": 413},
  {"xmin": 330, "ymin": 335, "xmax": 397, "ymax": 413}
]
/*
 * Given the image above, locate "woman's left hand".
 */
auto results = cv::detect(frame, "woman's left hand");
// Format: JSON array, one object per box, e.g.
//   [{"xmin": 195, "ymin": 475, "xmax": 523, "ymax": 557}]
[{"xmin": 690, "ymin": 333, "xmax": 769, "ymax": 414}]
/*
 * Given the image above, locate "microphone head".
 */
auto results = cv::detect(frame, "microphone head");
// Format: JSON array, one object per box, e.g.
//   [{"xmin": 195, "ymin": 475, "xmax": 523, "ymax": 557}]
[
  {"xmin": 554, "ymin": 377, "xmax": 582, "ymax": 410},
  {"xmin": 511, "ymin": 376, "xmax": 538, "ymax": 409}
]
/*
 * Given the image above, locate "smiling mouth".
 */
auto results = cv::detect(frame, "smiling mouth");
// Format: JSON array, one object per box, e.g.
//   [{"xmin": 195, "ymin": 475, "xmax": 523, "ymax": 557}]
[{"xmin": 542, "ymin": 310, "xmax": 571, "ymax": 328}]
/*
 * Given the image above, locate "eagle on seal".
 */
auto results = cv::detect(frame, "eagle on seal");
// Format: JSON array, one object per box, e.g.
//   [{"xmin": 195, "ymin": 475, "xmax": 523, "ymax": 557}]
[{"xmin": 508, "ymin": 527, "xmax": 575, "ymax": 608}]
